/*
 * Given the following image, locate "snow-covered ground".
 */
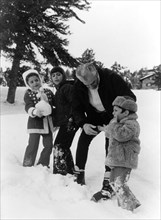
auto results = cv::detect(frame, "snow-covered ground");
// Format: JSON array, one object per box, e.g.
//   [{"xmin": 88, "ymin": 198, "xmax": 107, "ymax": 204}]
[{"xmin": 0, "ymin": 86, "xmax": 160, "ymax": 219}]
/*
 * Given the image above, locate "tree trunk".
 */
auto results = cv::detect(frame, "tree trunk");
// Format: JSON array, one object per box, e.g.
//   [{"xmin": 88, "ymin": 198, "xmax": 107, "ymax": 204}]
[
  {"xmin": 6, "ymin": 43, "xmax": 23, "ymax": 103},
  {"xmin": 6, "ymin": 80, "xmax": 17, "ymax": 104},
  {"xmin": 6, "ymin": 57, "xmax": 21, "ymax": 103}
]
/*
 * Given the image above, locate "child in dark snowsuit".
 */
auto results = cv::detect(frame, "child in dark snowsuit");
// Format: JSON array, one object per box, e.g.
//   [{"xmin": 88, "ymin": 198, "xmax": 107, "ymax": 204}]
[
  {"xmin": 92, "ymin": 96, "xmax": 141, "ymax": 211},
  {"xmin": 50, "ymin": 67, "xmax": 78, "ymax": 175},
  {"xmin": 22, "ymin": 69, "xmax": 55, "ymax": 167}
]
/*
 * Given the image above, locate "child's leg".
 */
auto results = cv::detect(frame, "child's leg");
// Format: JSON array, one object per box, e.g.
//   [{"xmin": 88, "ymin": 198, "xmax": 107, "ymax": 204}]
[
  {"xmin": 23, "ymin": 134, "xmax": 40, "ymax": 166},
  {"xmin": 110, "ymin": 167, "xmax": 141, "ymax": 211},
  {"xmin": 53, "ymin": 124, "xmax": 77, "ymax": 175},
  {"xmin": 110, "ymin": 167, "xmax": 131, "ymax": 184},
  {"xmin": 101, "ymin": 166, "xmax": 114, "ymax": 195},
  {"xmin": 91, "ymin": 138, "xmax": 114, "ymax": 201},
  {"xmin": 37, "ymin": 129, "xmax": 53, "ymax": 167},
  {"xmin": 91, "ymin": 166, "xmax": 114, "ymax": 202}
]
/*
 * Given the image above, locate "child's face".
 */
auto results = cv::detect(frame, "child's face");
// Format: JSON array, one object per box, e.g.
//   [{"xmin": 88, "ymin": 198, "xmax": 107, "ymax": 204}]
[
  {"xmin": 27, "ymin": 75, "xmax": 41, "ymax": 91},
  {"xmin": 112, "ymin": 106, "xmax": 128, "ymax": 121},
  {"xmin": 51, "ymin": 72, "xmax": 63, "ymax": 86}
]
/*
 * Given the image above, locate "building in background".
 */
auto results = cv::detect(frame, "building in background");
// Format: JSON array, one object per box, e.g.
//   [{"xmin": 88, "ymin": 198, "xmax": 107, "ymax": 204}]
[{"xmin": 140, "ymin": 70, "xmax": 157, "ymax": 89}]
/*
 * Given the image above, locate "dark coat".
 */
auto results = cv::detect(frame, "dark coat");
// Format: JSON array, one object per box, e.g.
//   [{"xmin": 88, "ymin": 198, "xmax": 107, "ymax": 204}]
[
  {"xmin": 72, "ymin": 67, "xmax": 136, "ymax": 127},
  {"xmin": 24, "ymin": 88, "xmax": 55, "ymax": 134},
  {"xmin": 52, "ymin": 81, "xmax": 74, "ymax": 126}
]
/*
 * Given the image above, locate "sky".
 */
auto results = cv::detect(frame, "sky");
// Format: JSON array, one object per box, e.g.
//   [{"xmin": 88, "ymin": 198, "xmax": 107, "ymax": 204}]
[
  {"xmin": 1, "ymin": 86, "xmax": 160, "ymax": 219},
  {"xmin": 1, "ymin": 0, "xmax": 160, "ymax": 72},
  {"xmin": 68, "ymin": 0, "xmax": 161, "ymax": 71}
]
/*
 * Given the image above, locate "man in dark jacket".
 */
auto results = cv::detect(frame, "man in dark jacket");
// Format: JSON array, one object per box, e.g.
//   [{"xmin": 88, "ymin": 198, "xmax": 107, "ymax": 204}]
[{"xmin": 72, "ymin": 63, "xmax": 136, "ymax": 198}]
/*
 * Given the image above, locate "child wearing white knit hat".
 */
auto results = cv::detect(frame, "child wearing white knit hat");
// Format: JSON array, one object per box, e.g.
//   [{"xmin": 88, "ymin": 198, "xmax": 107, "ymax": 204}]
[{"xmin": 22, "ymin": 69, "xmax": 55, "ymax": 168}]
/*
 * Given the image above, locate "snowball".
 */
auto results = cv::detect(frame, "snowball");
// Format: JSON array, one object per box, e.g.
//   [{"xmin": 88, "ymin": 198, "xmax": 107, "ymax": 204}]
[{"xmin": 35, "ymin": 100, "xmax": 51, "ymax": 116}]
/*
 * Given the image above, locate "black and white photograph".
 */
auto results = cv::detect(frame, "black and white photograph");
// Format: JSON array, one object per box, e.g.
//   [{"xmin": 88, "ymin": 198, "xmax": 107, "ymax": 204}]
[{"xmin": 0, "ymin": 0, "xmax": 160, "ymax": 219}]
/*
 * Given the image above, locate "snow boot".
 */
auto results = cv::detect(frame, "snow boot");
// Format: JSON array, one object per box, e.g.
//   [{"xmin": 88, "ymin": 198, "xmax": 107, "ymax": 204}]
[
  {"xmin": 91, "ymin": 189, "xmax": 112, "ymax": 202},
  {"xmin": 91, "ymin": 172, "xmax": 114, "ymax": 202},
  {"xmin": 112, "ymin": 182, "xmax": 141, "ymax": 211},
  {"xmin": 74, "ymin": 165, "xmax": 85, "ymax": 185},
  {"xmin": 23, "ymin": 158, "xmax": 34, "ymax": 167},
  {"xmin": 91, "ymin": 181, "xmax": 114, "ymax": 202}
]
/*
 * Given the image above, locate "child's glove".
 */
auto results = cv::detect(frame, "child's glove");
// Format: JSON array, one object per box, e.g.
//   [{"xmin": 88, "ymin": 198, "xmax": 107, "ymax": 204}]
[
  {"xmin": 97, "ymin": 124, "xmax": 110, "ymax": 138},
  {"xmin": 97, "ymin": 125, "xmax": 106, "ymax": 132},
  {"xmin": 32, "ymin": 108, "xmax": 43, "ymax": 118},
  {"xmin": 110, "ymin": 118, "xmax": 118, "ymax": 123},
  {"xmin": 104, "ymin": 125, "xmax": 110, "ymax": 138}
]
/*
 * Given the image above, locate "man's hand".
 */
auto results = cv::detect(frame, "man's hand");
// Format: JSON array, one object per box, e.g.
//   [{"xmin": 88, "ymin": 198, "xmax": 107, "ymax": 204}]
[{"xmin": 83, "ymin": 123, "xmax": 98, "ymax": 135}]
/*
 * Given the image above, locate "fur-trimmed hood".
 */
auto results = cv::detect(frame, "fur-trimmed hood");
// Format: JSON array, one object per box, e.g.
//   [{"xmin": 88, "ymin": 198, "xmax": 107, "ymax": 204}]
[{"xmin": 22, "ymin": 69, "xmax": 42, "ymax": 88}]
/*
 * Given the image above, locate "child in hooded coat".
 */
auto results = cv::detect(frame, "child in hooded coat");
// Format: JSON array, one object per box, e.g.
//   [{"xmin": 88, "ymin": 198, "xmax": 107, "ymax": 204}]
[
  {"xmin": 22, "ymin": 69, "xmax": 55, "ymax": 167},
  {"xmin": 92, "ymin": 96, "xmax": 141, "ymax": 212}
]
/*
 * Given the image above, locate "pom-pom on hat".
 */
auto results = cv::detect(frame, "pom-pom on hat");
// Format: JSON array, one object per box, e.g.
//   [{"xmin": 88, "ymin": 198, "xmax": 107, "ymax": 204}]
[
  {"xmin": 22, "ymin": 69, "xmax": 40, "ymax": 87},
  {"xmin": 76, "ymin": 63, "xmax": 97, "ymax": 85},
  {"xmin": 112, "ymin": 96, "xmax": 137, "ymax": 112}
]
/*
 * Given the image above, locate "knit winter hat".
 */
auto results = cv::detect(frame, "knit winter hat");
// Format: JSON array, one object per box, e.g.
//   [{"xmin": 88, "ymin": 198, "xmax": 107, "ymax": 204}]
[
  {"xmin": 76, "ymin": 63, "xmax": 97, "ymax": 85},
  {"xmin": 22, "ymin": 69, "xmax": 41, "ymax": 87},
  {"xmin": 50, "ymin": 66, "xmax": 65, "ymax": 76},
  {"xmin": 112, "ymin": 96, "xmax": 137, "ymax": 112}
]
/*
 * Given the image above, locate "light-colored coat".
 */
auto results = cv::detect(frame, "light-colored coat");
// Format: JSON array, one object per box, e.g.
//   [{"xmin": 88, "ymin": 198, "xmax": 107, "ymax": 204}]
[{"xmin": 105, "ymin": 113, "xmax": 141, "ymax": 169}]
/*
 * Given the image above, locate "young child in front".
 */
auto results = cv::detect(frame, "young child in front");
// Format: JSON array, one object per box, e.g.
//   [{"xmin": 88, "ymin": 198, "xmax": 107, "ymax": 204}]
[
  {"xmin": 92, "ymin": 96, "xmax": 141, "ymax": 211},
  {"xmin": 22, "ymin": 69, "xmax": 55, "ymax": 168}
]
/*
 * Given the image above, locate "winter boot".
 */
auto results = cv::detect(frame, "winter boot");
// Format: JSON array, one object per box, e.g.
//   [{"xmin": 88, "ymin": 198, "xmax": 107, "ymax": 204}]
[
  {"xmin": 65, "ymin": 149, "xmax": 74, "ymax": 175},
  {"xmin": 23, "ymin": 158, "xmax": 34, "ymax": 167},
  {"xmin": 74, "ymin": 165, "xmax": 85, "ymax": 185},
  {"xmin": 112, "ymin": 182, "xmax": 141, "ymax": 211},
  {"xmin": 91, "ymin": 171, "xmax": 114, "ymax": 202}
]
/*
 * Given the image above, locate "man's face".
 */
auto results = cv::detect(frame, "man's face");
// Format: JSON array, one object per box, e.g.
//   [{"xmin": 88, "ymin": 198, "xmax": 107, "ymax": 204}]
[
  {"xmin": 76, "ymin": 63, "xmax": 99, "ymax": 89},
  {"xmin": 82, "ymin": 74, "xmax": 99, "ymax": 89}
]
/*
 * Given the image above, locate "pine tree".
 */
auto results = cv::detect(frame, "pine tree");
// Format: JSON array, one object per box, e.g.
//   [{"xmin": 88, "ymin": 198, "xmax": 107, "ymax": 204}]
[
  {"xmin": 0, "ymin": 0, "xmax": 90, "ymax": 103},
  {"xmin": 111, "ymin": 62, "xmax": 127, "ymax": 75},
  {"xmin": 78, "ymin": 48, "xmax": 104, "ymax": 68}
]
